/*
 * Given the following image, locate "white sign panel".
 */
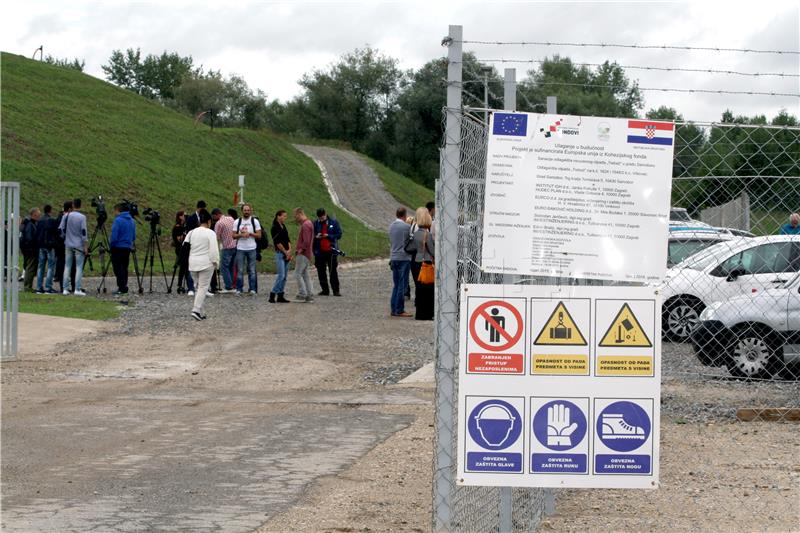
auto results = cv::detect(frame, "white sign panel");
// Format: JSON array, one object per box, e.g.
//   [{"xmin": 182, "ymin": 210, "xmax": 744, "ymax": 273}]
[
  {"xmin": 457, "ymin": 284, "xmax": 661, "ymax": 489},
  {"xmin": 481, "ymin": 113, "xmax": 675, "ymax": 283}
]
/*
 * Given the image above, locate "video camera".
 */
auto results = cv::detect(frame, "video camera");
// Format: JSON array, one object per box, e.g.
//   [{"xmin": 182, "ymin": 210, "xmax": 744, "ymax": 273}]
[
  {"xmin": 91, "ymin": 196, "xmax": 107, "ymax": 223},
  {"xmin": 121, "ymin": 198, "xmax": 140, "ymax": 218},
  {"xmin": 143, "ymin": 207, "xmax": 160, "ymax": 226}
]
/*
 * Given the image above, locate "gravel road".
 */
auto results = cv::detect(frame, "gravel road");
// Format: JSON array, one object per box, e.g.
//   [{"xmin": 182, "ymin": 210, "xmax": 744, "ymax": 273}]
[{"xmin": 294, "ymin": 145, "xmax": 407, "ymax": 231}]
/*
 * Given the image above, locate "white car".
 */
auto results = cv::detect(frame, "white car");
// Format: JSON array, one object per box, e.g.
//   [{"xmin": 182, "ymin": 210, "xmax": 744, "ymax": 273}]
[
  {"xmin": 692, "ymin": 272, "xmax": 800, "ymax": 379},
  {"xmin": 661, "ymin": 235, "xmax": 800, "ymax": 340},
  {"xmin": 667, "ymin": 227, "xmax": 735, "ymax": 268}
]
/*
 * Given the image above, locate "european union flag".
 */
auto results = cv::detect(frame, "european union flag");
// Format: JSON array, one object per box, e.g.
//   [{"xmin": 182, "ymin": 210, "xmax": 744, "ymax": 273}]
[{"xmin": 492, "ymin": 113, "xmax": 527, "ymax": 137}]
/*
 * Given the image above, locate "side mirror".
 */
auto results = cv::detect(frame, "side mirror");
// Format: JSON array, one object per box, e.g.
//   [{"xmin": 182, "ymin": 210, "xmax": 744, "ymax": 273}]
[{"xmin": 726, "ymin": 266, "xmax": 746, "ymax": 282}]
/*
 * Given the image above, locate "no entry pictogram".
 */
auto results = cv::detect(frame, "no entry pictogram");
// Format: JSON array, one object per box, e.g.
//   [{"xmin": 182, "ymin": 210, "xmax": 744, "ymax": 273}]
[{"xmin": 469, "ymin": 300, "xmax": 524, "ymax": 352}]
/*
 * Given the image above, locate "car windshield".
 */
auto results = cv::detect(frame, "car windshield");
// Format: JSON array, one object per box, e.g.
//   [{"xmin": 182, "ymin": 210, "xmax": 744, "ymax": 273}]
[
  {"xmin": 670, "ymin": 209, "xmax": 691, "ymax": 222},
  {"xmin": 667, "ymin": 240, "xmax": 721, "ymax": 267},
  {"xmin": 675, "ymin": 238, "xmax": 747, "ymax": 271}
]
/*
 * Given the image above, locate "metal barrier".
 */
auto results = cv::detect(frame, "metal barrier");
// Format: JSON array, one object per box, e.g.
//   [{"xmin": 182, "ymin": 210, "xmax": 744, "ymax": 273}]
[
  {"xmin": 432, "ymin": 25, "xmax": 800, "ymax": 531},
  {"xmin": 1, "ymin": 181, "xmax": 21, "ymax": 361}
]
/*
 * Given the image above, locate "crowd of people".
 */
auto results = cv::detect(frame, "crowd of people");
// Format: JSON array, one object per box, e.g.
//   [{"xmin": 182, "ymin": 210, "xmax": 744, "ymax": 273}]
[{"xmin": 16, "ymin": 196, "xmax": 437, "ymax": 322}]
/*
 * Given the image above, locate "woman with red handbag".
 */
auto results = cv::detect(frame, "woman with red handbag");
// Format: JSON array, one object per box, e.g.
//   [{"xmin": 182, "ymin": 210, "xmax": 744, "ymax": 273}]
[{"xmin": 411, "ymin": 207, "xmax": 435, "ymax": 320}]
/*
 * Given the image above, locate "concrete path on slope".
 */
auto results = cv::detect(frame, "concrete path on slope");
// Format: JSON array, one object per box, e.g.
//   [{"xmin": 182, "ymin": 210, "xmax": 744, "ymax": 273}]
[{"xmin": 294, "ymin": 145, "xmax": 407, "ymax": 232}]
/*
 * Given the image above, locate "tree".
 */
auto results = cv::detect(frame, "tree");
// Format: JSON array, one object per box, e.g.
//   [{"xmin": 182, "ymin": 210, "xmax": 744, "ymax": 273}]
[
  {"xmin": 296, "ymin": 47, "xmax": 404, "ymax": 148},
  {"xmin": 517, "ymin": 56, "xmax": 643, "ymax": 117},
  {"xmin": 102, "ymin": 48, "xmax": 196, "ymax": 100},
  {"xmin": 43, "ymin": 55, "xmax": 85, "ymax": 72}
]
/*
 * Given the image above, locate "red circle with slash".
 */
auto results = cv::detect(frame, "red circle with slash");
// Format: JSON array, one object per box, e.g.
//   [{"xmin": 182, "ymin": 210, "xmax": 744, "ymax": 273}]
[{"xmin": 469, "ymin": 300, "xmax": 524, "ymax": 352}]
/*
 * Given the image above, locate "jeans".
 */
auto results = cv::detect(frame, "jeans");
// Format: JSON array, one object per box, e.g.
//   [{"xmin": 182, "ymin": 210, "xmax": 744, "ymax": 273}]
[
  {"xmin": 111, "ymin": 247, "xmax": 131, "ymax": 293},
  {"xmin": 295, "ymin": 255, "xmax": 313, "ymax": 297},
  {"xmin": 220, "ymin": 248, "xmax": 236, "ymax": 290},
  {"xmin": 191, "ymin": 266, "xmax": 215, "ymax": 315},
  {"xmin": 236, "ymin": 248, "xmax": 258, "ymax": 292},
  {"xmin": 63, "ymin": 247, "xmax": 85, "ymax": 292},
  {"xmin": 37, "ymin": 248, "xmax": 56, "ymax": 291},
  {"xmin": 390, "ymin": 260, "xmax": 411, "ymax": 315},
  {"xmin": 315, "ymin": 251, "xmax": 339, "ymax": 294},
  {"xmin": 272, "ymin": 252, "xmax": 289, "ymax": 294}
]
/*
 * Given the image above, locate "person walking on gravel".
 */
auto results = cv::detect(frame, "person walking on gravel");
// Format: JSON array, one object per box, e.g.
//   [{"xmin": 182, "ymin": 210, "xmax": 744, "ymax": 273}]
[
  {"xmin": 293, "ymin": 208, "xmax": 315, "ymax": 302},
  {"xmin": 185, "ymin": 210, "xmax": 219, "ymax": 320},
  {"xmin": 389, "ymin": 207, "xmax": 413, "ymax": 317},
  {"xmin": 313, "ymin": 208, "xmax": 342, "ymax": 297},
  {"xmin": 269, "ymin": 210, "xmax": 292, "ymax": 303}
]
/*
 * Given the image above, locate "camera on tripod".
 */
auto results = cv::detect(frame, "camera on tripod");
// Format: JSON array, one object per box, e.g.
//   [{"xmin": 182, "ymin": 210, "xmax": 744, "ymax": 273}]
[
  {"xmin": 121, "ymin": 198, "xmax": 139, "ymax": 218},
  {"xmin": 143, "ymin": 207, "xmax": 161, "ymax": 229},
  {"xmin": 91, "ymin": 196, "xmax": 107, "ymax": 224}
]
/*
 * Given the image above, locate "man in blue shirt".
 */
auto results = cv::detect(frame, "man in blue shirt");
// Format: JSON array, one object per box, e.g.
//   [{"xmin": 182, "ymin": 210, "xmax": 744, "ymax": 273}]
[
  {"xmin": 779, "ymin": 213, "xmax": 800, "ymax": 235},
  {"xmin": 109, "ymin": 202, "xmax": 136, "ymax": 295},
  {"xmin": 388, "ymin": 206, "xmax": 413, "ymax": 317}
]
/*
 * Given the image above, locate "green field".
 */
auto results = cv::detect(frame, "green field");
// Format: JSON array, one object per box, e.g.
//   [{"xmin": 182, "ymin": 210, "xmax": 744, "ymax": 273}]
[
  {"xmin": 2, "ymin": 52, "xmax": 430, "ymax": 272},
  {"xmin": 18, "ymin": 291, "xmax": 122, "ymax": 320}
]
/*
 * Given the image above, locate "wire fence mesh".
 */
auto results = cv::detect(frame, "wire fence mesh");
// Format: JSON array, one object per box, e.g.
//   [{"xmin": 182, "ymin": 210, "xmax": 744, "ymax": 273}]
[{"xmin": 433, "ymin": 109, "xmax": 800, "ymax": 531}]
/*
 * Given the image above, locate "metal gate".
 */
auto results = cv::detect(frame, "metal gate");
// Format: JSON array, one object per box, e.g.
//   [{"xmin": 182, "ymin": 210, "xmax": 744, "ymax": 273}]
[{"xmin": 1, "ymin": 181, "xmax": 21, "ymax": 360}]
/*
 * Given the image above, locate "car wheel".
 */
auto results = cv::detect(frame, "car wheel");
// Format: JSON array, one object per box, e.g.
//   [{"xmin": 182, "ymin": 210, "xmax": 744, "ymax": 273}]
[
  {"xmin": 725, "ymin": 327, "xmax": 779, "ymax": 379},
  {"xmin": 664, "ymin": 297, "xmax": 704, "ymax": 341}
]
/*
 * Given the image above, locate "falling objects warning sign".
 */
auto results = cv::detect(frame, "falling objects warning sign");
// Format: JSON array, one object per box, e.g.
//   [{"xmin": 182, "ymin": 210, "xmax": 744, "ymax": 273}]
[
  {"xmin": 535, "ymin": 302, "xmax": 587, "ymax": 346},
  {"xmin": 599, "ymin": 303, "xmax": 652, "ymax": 348},
  {"xmin": 531, "ymin": 299, "xmax": 591, "ymax": 375},
  {"xmin": 466, "ymin": 298, "xmax": 527, "ymax": 374},
  {"xmin": 596, "ymin": 300, "xmax": 656, "ymax": 377}
]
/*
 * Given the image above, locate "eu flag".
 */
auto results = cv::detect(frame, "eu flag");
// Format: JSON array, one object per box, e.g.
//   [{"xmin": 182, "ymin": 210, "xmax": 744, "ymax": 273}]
[{"xmin": 492, "ymin": 113, "xmax": 527, "ymax": 137}]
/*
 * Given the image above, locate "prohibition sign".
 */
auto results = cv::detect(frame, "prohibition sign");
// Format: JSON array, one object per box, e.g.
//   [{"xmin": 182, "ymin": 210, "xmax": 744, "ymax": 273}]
[{"xmin": 469, "ymin": 300, "xmax": 524, "ymax": 352}]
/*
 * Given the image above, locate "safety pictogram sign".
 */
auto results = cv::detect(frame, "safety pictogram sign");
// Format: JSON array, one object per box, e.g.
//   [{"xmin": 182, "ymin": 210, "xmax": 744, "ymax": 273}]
[
  {"xmin": 465, "ymin": 396, "xmax": 525, "ymax": 473},
  {"xmin": 466, "ymin": 297, "xmax": 526, "ymax": 374},
  {"xmin": 593, "ymin": 398, "xmax": 655, "ymax": 475},
  {"xmin": 599, "ymin": 303, "xmax": 652, "ymax": 348},
  {"xmin": 535, "ymin": 301, "xmax": 587, "ymax": 346},
  {"xmin": 530, "ymin": 298, "xmax": 590, "ymax": 376}
]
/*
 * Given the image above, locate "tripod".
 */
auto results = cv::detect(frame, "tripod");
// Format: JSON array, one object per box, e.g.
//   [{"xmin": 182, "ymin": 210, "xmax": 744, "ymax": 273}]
[
  {"xmin": 86, "ymin": 217, "xmax": 110, "ymax": 273},
  {"xmin": 139, "ymin": 221, "xmax": 170, "ymax": 293}
]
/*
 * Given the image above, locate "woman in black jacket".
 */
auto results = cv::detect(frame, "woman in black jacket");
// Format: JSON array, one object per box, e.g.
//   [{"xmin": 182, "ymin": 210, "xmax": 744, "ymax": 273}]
[{"xmin": 269, "ymin": 210, "xmax": 292, "ymax": 303}]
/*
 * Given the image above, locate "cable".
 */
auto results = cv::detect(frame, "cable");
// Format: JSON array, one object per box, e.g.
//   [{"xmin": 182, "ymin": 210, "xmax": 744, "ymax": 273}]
[
  {"xmin": 468, "ymin": 59, "xmax": 798, "ymax": 78},
  {"xmin": 455, "ymin": 80, "xmax": 800, "ymax": 98},
  {"xmin": 457, "ymin": 40, "xmax": 800, "ymax": 55}
]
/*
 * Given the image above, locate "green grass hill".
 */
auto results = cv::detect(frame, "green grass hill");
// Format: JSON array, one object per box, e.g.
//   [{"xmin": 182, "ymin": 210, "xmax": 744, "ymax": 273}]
[{"xmin": 2, "ymin": 52, "xmax": 430, "ymax": 272}]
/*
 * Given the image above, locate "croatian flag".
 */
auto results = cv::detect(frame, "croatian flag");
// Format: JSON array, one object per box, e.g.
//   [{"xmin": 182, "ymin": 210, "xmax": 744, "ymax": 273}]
[
  {"xmin": 627, "ymin": 120, "xmax": 674, "ymax": 146},
  {"xmin": 493, "ymin": 113, "xmax": 528, "ymax": 136}
]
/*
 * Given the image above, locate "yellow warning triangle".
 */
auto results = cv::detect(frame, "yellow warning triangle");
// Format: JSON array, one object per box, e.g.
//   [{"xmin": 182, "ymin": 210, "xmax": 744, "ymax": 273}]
[
  {"xmin": 599, "ymin": 303, "xmax": 653, "ymax": 348},
  {"xmin": 534, "ymin": 301, "xmax": 587, "ymax": 346}
]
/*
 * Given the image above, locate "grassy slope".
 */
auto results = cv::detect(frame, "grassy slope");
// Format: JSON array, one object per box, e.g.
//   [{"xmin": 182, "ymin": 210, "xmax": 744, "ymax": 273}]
[{"xmin": 1, "ymin": 52, "xmax": 388, "ymax": 271}]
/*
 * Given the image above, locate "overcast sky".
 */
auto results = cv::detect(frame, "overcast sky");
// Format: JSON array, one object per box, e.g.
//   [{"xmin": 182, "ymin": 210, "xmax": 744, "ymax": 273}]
[{"xmin": 2, "ymin": 1, "xmax": 798, "ymax": 122}]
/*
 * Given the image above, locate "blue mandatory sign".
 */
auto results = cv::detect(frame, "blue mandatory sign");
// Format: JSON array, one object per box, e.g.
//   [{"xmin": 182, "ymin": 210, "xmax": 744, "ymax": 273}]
[
  {"xmin": 468, "ymin": 400, "xmax": 522, "ymax": 450},
  {"xmin": 596, "ymin": 401, "xmax": 651, "ymax": 453},
  {"xmin": 531, "ymin": 400, "xmax": 588, "ymax": 474},
  {"xmin": 467, "ymin": 399, "xmax": 523, "ymax": 473}
]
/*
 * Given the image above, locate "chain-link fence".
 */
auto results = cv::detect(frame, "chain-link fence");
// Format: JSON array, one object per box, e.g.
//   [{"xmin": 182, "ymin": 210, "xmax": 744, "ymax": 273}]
[{"xmin": 432, "ymin": 98, "xmax": 800, "ymax": 533}]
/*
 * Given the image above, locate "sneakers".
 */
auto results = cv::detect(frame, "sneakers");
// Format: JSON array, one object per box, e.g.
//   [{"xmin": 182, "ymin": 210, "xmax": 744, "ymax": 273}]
[
  {"xmin": 206, "ymin": 290, "xmax": 215, "ymax": 297},
  {"xmin": 600, "ymin": 414, "xmax": 645, "ymax": 440},
  {"xmin": 235, "ymin": 291, "xmax": 243, "ymax": 296},
  {"xmin": 35, "ymin": 289, "xmax": 45, "ymax": 294},
  {"xmin": 305, "ymin": 295, "xmax": 314, "ymax": 302},
  {"xmin": 46, "ymin": 289, "xmax": 59, "ymax": 294},
  {"xmin": 187, "ymin": 290, "xmax": 195, "ymax": 296},
  {"xmin": 392, "ymin": 312, "xmax": 413, "ymax": 318},
  {"xmin": 249, "ymin": 290, "xmax": 257, "ymax": 296},
  {"xmin": 63, "ymin": 289, "xmax": 70, "ymax": 295},
  {"xmin": 218, "ymin": 289, "xmax": 235, "ymax": 294},
  {"xmin": 74, "ymin": 290, "xmax": 86, "ymax": 297},
  {"xmin": 191, "ymin": 311, "xmax": 203, "ymax": 321}
]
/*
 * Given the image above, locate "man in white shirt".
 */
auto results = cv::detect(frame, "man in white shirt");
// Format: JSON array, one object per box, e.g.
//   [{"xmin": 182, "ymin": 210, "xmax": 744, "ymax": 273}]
[{"xmin": 232, "ymin": 203, "xmax": 261, "ymax": 295}]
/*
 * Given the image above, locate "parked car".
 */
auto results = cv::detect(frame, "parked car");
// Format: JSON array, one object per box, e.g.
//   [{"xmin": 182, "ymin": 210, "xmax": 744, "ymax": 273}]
[
  {"xmin": 661, "ymin": 235, "xmax": 800, "ymax": 341},
  {"xmin": 716, "ymin": 227, "xmax": 756, "ymax": 238},
  {"xmin": 669, "ymin": 207, "xmax": 713, "ymax": 229},
  {"xmin": 667, "ymin": 227, "xmax": 736, "ymax": 268},
  {"xmin": 691, "ymin": 272, "xmax": 800, "ymax": 379}
]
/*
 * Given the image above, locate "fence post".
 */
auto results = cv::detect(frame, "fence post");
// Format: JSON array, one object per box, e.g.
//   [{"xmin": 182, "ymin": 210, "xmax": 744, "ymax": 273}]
[
  {"xmin": 434, "ymin": 23, "xmax": 462, "ymax": 532},
  {"xmin": 1, "ymin": 182, "xmax": 20, "ymax": 361},
  {"xmin": 546, "ymin": 96, "xmax": 557, "ymax": 114},
  {"xmin": 504, "ymin": 68, "xmax": 516, "ymax": 112}
]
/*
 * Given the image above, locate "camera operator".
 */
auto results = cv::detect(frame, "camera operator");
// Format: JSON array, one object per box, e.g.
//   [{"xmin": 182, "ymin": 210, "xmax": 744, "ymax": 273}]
[
  {"xmin": 171, "ymin": 210, "xmax": 194, "ymax": 294},
  {"xmin": 109, "ymin": 202, "xmax": 136, "ymax": 295}
]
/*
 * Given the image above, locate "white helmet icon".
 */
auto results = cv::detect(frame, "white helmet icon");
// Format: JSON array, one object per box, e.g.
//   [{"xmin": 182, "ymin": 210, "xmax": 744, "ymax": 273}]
[{"xmin": 475, "ymin": 404, "xmax": 516, "ymax": 447}]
